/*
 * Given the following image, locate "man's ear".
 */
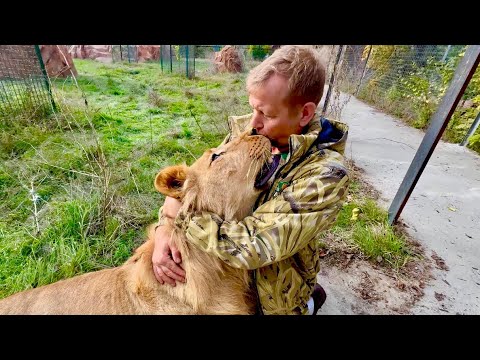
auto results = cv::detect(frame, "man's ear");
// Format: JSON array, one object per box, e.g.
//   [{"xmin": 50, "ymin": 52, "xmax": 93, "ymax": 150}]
[
  {"xmin": 299, "ymin": 102, "xmax": 317, "ymax": 127},
  {"xmin": 154, "ymin": 165, "xmax": 188, "ymax": 200}
]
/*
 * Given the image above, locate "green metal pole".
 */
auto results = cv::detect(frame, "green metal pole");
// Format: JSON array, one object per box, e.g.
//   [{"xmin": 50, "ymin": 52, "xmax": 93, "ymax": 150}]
[
  {"xmin": 186, "ymin": 45, "xmax": 189, "ymax": 79},
  {"xmin": 160, "ymin": 45, "xmax": 163, "ymax": 72},
  {"xmin": 34, "ymin": 45, "xmax": 56, "ymax": 112}
]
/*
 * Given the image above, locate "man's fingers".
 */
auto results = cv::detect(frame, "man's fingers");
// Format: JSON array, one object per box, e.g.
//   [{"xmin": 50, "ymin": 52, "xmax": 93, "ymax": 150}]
[
  {"xmin": 153, "ymin": 263, "xmax": 176, "ymax": 286},
  {"xmin": 171, "ymin": 249, "xmax": 183, "ymax": 265},
  {"xmin": 165, "ymin": 259, "xmax": 186, "ymax": 279},
  {"xmin": 155, "ymin": 264, "xmax": 176, "ymax": 286},
  {"xmin": 161, "ymin": 264, "xmax": 185, "ymax": 283},
  {"xmin": 160, "ymin": 268, "xmax": 177, "ymax": 286},
  {"xmin": 153, "ymin": 266, "xmax": 164, "ymax": 285}
]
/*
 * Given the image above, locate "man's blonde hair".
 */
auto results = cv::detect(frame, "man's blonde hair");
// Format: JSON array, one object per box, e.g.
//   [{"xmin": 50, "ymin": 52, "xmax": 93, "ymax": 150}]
[{"xmin": 246, "ymin": 45, "xmax": 326, "ymax": 108}]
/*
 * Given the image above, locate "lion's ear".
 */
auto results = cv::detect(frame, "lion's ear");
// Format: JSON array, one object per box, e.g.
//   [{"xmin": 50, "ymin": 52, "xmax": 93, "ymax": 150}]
[{"xmin": 154, "ymin": 165, "xmax": 188, "ymax": 200}]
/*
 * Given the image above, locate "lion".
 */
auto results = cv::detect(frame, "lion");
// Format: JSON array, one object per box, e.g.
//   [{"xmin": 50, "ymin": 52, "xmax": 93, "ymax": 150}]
[{"xmin": 0, "ymin": 132, "xmax": 274, "ymax": 314}]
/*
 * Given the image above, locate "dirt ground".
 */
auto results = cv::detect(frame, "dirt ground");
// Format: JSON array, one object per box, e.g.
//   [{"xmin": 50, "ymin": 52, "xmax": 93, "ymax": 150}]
[{"xmin": 317, "ymin": 163, "xmax": 446, "ymax": 315}]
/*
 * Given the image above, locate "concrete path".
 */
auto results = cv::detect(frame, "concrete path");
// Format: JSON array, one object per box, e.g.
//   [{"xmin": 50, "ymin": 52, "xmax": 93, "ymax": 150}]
[{"xmin": 319, "ymin": 93, "xmax": 480, "ymax": 315}]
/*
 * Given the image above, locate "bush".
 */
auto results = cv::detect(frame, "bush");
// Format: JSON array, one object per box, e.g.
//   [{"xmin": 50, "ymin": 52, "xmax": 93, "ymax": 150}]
[{"xmin": 248, "ymin": 45, "xmax": 272, "ymax": 60}]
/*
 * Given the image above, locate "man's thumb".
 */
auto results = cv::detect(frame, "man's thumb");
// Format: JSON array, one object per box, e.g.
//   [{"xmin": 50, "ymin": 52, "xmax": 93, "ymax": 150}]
[{"xmin": 172, "ymin": 249, "xmax": 182, "ymax": 264}]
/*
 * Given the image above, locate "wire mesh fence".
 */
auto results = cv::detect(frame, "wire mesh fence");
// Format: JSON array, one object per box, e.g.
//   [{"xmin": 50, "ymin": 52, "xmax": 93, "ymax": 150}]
[
  {"xmin": 193, "ymin": 45, "xmax": 273, "ymax": 76},
  {"xmin": 325, "ymin": 45, "xmax": 469, "ymax": 124},
  {"xmin": 160, "ymin": 45, "xmax": 196, "ymax": 79},
  {"xmin": 3, "ymin": 44, "xmax": 476, "ymax": 147},
  {"xmin": 322, "ymin": 44, "xmax": 480, "ymax": 149},
  {"xmin": 108, "ymin": 45, "xmax": 274, "ymax": 78},
  {"xmin": 111, "ymin": 45, "xmax": 138, "ymax": 63},
  {"xmin": 0, "ymin": 45, "xmax": 55, "ymax": 118}
]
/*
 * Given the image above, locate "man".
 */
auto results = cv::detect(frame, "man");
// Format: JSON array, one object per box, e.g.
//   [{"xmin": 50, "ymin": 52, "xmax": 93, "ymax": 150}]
[{"xmin": 152, "ymin": 45, "xmax": 349, "ymax": 315}]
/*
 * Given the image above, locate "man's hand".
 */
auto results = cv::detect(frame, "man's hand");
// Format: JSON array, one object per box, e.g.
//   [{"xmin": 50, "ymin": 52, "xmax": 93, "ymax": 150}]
[
  {"xmin": 162, "ymin": 196, "xmax": 182, "ymax": 219},
  {"xmin": 152, "ymin": 225, "xmax": 186, "ymax": 286},
  {"xmin": 152, "ymin": 196, "xmax": 185, "ymax": 286}
]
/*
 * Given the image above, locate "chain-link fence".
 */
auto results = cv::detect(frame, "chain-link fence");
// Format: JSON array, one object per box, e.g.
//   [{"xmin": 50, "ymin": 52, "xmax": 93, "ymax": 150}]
[
  {"xmin": 193, "ymin": 45, "xmax": 274, "ymax": 76},
  {"xmin": 322, "ymin": 44, "xmax": 480, "ymax": 150},
  {"xmin": 108, "ymin": 45, "xmax": 274, "ymax": 78},
  {"xmin": 357, "ymin": 45, "xmax": 464, "ymax": 117},
  {"xmin": 111, "ymin": 45, "xmax": 138, "ymax": 63},
  {"xmin": 160, "ymin": 45, "xmax": 195, "ymax": 79},
  {"xmin": 0, "ymin": 45, "xmax": 55, "ymax": 119},
  {"xmin": 326, "ymin": 45, "xmax": 468, "ymax": 124}
]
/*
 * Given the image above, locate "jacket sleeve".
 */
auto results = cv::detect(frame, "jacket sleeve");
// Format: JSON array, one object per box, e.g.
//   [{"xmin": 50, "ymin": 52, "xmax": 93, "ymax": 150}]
[{"xmin": 177, "ymin": 164, "xmax": 349, "ymax": 270}]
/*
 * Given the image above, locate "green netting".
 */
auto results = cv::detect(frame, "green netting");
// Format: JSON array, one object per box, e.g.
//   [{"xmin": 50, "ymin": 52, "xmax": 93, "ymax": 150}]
[
  {"xmin": 160, "ymin": 45, "xmax": 195, "ymax": 79},
  {"xmin": 111, "ymin": 45, "xmax": 138, "ymax": 63},
  {"xmin": 0, "ymin": 45, "xmax": 55, "ymax": 118}
]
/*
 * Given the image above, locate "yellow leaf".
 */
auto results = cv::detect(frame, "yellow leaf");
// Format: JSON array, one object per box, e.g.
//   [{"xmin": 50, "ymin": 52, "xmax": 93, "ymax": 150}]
[{"xmin": 351, "ymin": 207, "xmax": 360, "ymax": 220}]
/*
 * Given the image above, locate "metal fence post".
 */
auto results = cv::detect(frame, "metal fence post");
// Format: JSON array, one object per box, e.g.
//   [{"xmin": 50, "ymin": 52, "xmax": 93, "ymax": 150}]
[
  {"xmin": 160, "ymin": 45, "xmax": 163, "ymax": 72},
  {"xmin": 388, "ymin": 45, "xmax": 480, "ymax": 225},
  {"xmin": 442, "ymin": 45, "xmax": 452, "ymax": 62},
  {"xmin": 355, "ymin": 45, "xmax": 372, "ymax": 96},
  {"xmin": 34, "ymin": 45, "xmax": 56, "ymax": 111},
  {"xmin": 460, "ymin": 111, "xmax": 480, "ymax": 146},
  {"xmin": 186, "ymin": 45, "xmax": 189, "ymax": 79}
]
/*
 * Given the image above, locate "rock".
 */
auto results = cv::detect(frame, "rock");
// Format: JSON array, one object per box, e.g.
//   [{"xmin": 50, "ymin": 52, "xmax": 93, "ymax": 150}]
[
  {"xmin": 69, "ymin": 45, "xmax": 112, "ymax": 63},
  {"xmin": 40, "ymin": 45, "xmax": 78, "ymax": 78},
  {"xmin": 69, "ymin": 45, "xmax": 160, "ymax": 63},
  {"xmin": 214, "ymin": 45, "xmax": 243, "ymax": 73},
  {"xmin": 137, "ymin": 45, "xmax": 160, "ymax": 62}
]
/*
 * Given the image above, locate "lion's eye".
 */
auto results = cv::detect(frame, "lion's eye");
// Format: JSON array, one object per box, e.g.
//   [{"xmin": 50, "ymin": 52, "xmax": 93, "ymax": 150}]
[{"xmin": 211, "ymin": 153, "xmax": 222, "ymax": 162}]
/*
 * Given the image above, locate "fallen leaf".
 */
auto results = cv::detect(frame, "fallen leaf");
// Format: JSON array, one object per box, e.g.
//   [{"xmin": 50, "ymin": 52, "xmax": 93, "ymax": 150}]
[
  {"xmin": 448, "ymin": 206, "xmax": 457, "ymax": 212},
  {"xmin": 342, "ymin": 253, "xmax": 354, "ymax": 267},
  {"xmin": 350, "ymin": 207, "xmax": 361, "ymax": 221},
  {"xmin": 319, "ymin": 249, "xmax": 329, "ymax": 258}
]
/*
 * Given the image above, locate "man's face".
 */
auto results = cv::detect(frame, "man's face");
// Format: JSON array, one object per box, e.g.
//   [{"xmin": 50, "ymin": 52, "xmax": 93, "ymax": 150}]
[{"xmin": 248, "ymin": 74, "xmax": 303, "ymax": 152}]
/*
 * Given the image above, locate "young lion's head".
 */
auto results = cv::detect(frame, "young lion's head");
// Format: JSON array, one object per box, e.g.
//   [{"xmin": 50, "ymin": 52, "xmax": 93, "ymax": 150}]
[{"xmin": 155, "ymin": 133, "xmax": 274, "ymax": 221}]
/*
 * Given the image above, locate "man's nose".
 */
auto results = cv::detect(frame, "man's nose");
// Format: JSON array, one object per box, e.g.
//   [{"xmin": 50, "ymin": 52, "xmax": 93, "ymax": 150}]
[{"xmin": 250, "ymin": 112, "xmax": 263, "ymax": 130}]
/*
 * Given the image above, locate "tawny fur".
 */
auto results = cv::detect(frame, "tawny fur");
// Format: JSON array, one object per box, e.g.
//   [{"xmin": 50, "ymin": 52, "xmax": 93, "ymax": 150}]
[{"xmin": 0, "ymin": 133, "xmax": 270, "ymax": 315}]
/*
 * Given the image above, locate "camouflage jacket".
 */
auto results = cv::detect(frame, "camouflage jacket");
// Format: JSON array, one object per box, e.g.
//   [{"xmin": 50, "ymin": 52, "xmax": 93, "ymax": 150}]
[{"xmin": 165, "ymin": 113, "xmax": 349, "ymax": 315}]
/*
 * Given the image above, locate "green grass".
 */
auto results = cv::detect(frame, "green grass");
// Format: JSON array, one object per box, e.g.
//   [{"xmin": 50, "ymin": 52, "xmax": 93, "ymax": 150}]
[
  {"xmin": 326, "ymin": 177, "xmax": 416, "ymax": 270},
  {"xmin": 0, "ymin": 57, "xmax": 415, "ymax": 299},
  {"xmin": 0, "ymin": 58, "xmax": 252, "ymax": 299}
]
